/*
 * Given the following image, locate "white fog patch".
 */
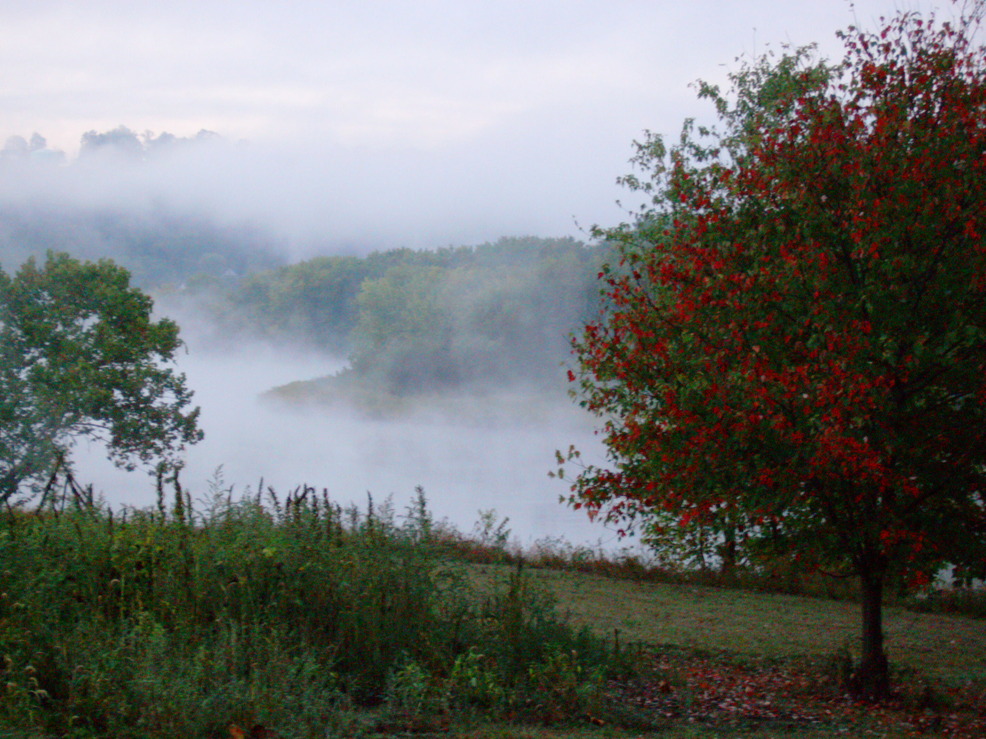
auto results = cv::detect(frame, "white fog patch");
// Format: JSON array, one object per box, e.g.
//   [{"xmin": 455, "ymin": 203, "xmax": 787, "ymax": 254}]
[
  {"xmin": 70, "ymin": 341, "xmax": 623, "ymax": 551},
  {"xmin": 2, "ymin": 1, "xmax": 934, "ymax": 263}
]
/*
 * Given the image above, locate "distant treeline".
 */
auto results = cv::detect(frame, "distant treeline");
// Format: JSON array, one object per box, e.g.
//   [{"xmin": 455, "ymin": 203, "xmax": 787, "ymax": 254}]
[
  {"xmin": 0, "ymin": 205, "xmax": 612, "ymax": 394},
  {"xmin": 0, "ymin": 204, "xmax": 282, "ymax": 288},
  {"xmin": 0, "ymin": 128, "xmax": 286, "ymax": 285},
  {"xmin": 205, "ymin": 236, "xmax": 612, "ymax": 393}
]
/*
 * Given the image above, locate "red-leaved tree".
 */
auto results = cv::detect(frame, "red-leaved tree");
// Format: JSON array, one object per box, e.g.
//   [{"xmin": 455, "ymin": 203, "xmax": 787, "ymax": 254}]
[{"xmin": 564, "ymin": 9, "xmax": 986, "ymax": 697}]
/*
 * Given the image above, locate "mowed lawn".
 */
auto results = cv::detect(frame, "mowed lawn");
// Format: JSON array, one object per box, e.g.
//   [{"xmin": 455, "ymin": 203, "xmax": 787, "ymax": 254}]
[{"xmin": 470, "ymin": 564, "xmax": 986, "ymax": 685}]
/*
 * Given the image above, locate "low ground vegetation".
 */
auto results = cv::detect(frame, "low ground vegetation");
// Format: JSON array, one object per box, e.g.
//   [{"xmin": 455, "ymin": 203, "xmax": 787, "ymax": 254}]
[
  {"xmin": 0, "ymin": 481, "xmax": 982, "ymax": 737},
  {"xmin": 0, "ymin": 482, "xmax": 618, "ymax": 738}
]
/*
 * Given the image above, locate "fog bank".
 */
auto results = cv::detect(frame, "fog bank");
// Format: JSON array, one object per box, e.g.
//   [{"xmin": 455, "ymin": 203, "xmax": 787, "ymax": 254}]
[{"xmin": 70, "ymin": 340, "xmax": 624, "ymax": 551}]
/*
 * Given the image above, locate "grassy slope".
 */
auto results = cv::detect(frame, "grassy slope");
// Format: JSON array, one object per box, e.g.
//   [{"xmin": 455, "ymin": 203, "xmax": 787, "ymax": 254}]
[
  {"xmin": 470, "ymin": 564, "xmax": 986, "ymax": 685},
  {"xmin": 442, "ymin": 564, "xmax": 985, "ymax": 739}
]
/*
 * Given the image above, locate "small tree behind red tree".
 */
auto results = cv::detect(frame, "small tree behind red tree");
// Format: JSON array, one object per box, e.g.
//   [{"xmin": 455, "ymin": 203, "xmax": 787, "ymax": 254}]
[{"xmin": 564, "ymin": 9, "xmax": 986, "ymax": 698}]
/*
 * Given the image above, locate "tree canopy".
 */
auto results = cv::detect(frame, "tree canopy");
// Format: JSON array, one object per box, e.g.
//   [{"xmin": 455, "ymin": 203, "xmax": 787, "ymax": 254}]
[
  {"xmin": 223, "ymin": 237, "xmax": 608, "ymax": 394},
  {"xmin": 0, "ymin": 252, "xmax": 203, "ymax": 502},
  {"xmin": 564, "ymin": 10, "xmax": 986, "ymax": 697}
]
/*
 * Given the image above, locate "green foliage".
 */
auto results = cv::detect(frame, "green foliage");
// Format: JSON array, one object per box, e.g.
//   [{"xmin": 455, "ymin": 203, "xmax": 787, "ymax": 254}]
[
  {"xmin": 227, "ymin": 254, "xmax": 373, "ymax": 352},
  {"xmin": 347, "ymin": 238, "xmax": 608, "ymax": 394},
  {"xmin": 223, "ymin": 245, "xmax": 469, "ymax": 351},
  {"xmin": 472, "ymin": 509, "xmax": 512, "ymax": 551},
  {"xmin": 0, "ymin": 491, "xmax": 615, "ymax": 737},
  {"xmin": 351, "ymin": 264, "xmax": 455, "ymax": 391},
  {"xmin": 384, "ymin": 656, "xmax": 446, "ymax": 728},
  {"xmin": 0, "ymin": 252, "xmax": 202, "ymax": 503},
  {"xmin": 226, "ymin": 236, "xmax": 611, "ymax": 394}
]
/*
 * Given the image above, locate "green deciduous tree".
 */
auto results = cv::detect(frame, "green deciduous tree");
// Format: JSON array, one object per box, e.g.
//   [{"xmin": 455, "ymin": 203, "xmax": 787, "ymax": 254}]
[
  {"xmin": 0, "ymin": 252, "xmax": 203, "ymax": 502},
  {"xmin": 565, "ymin": 10, "xmax": 986, "ymax": 698}
]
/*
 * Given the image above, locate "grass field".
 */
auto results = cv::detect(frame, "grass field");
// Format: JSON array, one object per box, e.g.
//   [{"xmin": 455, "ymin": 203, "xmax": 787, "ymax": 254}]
[
  {"xmin": 518, "ymin": 566, "xmax": 986, "ymax": 684},
  {"xmin": 446, "ymin": 563, "xmax": 986, "ymax": 739}
]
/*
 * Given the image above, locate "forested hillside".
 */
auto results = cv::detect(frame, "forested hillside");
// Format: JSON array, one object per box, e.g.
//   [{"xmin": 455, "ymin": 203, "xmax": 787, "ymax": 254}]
[
  {"xmin": 0, "ymin": 184, "xmax": 612, "ymax": 399},
  {"xmin": 214, "ymin": 236, "xmax": 612, "ymax": 395}
]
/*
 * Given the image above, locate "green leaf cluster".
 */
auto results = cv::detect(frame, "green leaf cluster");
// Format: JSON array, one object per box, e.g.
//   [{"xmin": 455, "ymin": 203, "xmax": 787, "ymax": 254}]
[{"xmin": 0, "ymin": 252, "xmax": 202, "ymax": 502}]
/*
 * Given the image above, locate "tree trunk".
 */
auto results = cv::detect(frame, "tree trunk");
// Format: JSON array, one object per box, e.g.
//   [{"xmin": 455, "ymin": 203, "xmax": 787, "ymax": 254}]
[
  {"xmin": 719, "ymin": 526, "xmax": 737, "ymax": 577},
  {"xmin": 852, "ymin": 568, "xmax": 890, "ymax": 699},
  {"xmin": 0, "ymin": 470, "xmax": 19, "ymax": 507}
]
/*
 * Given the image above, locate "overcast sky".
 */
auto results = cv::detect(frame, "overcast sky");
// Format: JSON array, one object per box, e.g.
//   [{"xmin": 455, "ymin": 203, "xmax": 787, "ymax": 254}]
[{"xmin": 0, "ymin": 0, "xmax": 951, "ymax": 255}]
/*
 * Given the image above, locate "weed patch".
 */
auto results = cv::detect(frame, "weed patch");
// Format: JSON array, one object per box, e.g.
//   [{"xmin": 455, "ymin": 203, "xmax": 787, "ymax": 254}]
[{"xmin": 0, "ymin": 488, "xmax": 613, "ymax": 737}]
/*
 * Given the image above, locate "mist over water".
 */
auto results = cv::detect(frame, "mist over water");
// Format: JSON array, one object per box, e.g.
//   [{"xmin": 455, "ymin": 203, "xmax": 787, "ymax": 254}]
[
  {"xmin": 2, "ymin": 147, "xmax": 629, "ymax": 550},
  {"xmin": 71, "ymin": 337, "xmax": 624, "ymax": 551}
]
